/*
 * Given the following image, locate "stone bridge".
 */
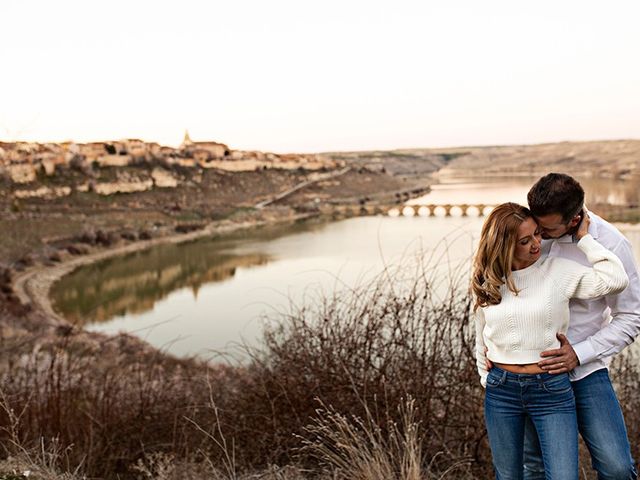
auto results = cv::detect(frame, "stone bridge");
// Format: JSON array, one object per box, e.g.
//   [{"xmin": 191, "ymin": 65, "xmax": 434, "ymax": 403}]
[{"xmin": 322, "ymin": 203, "xmax": 495, "ymax": 217}]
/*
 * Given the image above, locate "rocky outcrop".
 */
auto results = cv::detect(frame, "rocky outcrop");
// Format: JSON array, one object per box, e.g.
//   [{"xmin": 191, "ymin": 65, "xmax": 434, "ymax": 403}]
[
  {"xmin": 14, "ymin": 186, "xmax": 72, "ymax": 199},
  {"xmin": 94, "ymin": 179, "xmax": 154, "ymax": 195},
  {"xmin": 7, "ymin": 164, "xmax": 38, "ymax": 183},
  {"xmin": 96, "ymin": 154, "xmax": 132, "ymax": 167},
  {"xmin": 151, "ymin": 168, "xmax": 178, "ymax": 188}
]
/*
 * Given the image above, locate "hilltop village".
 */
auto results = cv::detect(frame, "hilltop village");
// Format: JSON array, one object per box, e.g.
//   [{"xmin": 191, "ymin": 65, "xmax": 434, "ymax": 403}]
[
  {"xmin": 0, "ymin": 132, "xmax": 439, "ymax": 269},
  {"xmin": 0, "ymin": 132, "xmax": 340, "ymax": 198}
]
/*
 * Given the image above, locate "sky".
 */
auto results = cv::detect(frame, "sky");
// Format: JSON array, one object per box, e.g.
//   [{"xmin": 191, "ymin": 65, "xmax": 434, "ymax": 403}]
[{"xmin": 1, "ymin": 0, "xmax": 639, "ymax": 153}]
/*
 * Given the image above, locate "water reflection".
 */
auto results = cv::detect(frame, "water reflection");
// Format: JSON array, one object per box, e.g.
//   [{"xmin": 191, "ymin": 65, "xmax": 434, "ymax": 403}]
[{"xmin": 51, "ymin": 220, "xmax": 330, "ymax": 326}]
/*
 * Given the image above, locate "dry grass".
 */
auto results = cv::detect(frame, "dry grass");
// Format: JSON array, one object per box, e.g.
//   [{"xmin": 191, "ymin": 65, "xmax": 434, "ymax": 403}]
[
  {"xmin": 0, "ymin": 331, "xmax": 216, "ymax": 477},
  {"xmin": 1, "ymin": 251, "xmax": 639, "ymax": 479},
  {"xmin": 302, "ymin": 397, "xmax": 473, "ymax": 479}
]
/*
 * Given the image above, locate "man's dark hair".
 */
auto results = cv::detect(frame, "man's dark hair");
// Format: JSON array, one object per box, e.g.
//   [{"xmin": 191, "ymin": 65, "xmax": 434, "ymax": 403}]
[{"xmin": 527, "ymin": 173, "xmax": 585, "ymax": 223}]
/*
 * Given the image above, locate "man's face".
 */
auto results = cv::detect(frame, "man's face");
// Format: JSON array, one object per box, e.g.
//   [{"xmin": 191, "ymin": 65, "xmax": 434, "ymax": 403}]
[{"xmin": 534, "ymin": 212, "xmax": 580, "ymax": 239}]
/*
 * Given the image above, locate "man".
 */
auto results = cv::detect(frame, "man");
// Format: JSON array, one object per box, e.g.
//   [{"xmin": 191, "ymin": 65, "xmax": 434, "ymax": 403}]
[{"xmin": 524, "ymin": 173, "xmax": 639, "ymax": 479}]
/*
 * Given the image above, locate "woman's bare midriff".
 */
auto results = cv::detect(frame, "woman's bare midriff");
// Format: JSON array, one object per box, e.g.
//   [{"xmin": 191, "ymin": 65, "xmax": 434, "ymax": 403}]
[{"xmin": 494, "ymin": 362, "xmax": 546, "ymax": 374}]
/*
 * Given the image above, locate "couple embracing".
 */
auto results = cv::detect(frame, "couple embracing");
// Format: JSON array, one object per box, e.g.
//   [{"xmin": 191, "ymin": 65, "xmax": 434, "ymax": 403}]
[{"xmin": 473, "ymin": 173, "xmax": 639, "ymax": 479}]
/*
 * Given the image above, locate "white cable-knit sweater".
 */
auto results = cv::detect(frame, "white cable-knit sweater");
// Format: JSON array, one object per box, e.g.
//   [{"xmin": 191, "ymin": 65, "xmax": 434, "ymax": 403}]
[{"xmin": 475, "ymin": 234, "xmax": 629, "ymax": 387}]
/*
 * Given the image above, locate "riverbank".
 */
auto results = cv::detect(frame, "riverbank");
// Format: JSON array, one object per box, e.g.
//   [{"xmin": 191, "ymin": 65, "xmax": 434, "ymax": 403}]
[
  {"xmin": 11, "ymin": 209, "xmax": 318, "ymax": 328},
  {"xmin": 1, "ymin": 160, "xmax": 437, "ymax": 352},
  {"xmin": 0, "ymin": 160, "xmax": 459, "ymax": 478}
]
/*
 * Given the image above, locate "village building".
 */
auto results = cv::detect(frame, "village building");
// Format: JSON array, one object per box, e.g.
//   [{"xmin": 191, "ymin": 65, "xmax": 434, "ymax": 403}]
[
  {"xmin": 180, "ymin": 130, "xmax": 229, "ymax": 161},
  {"xmin": 96, "ymin": 154, "xmax": 133, "ymax": 167},
  {"xmin": 122, "ymin": 139, "xmax": 148, "ymax": 159},
  {"xmin": 62, "ymin": 142, "xmax": 83, "ymax": 164},
  {"xmin": 102, "ymin": 141, "xmax": 128, "ymax": 155},
  {"xmin": 34, "ymin": 151, "xmax": 66, "ymax": 175},
  {"xmin": 159, "ymin": 146, "xmax": 177, "ymax": 158},
  {"xmin": 146, "ymin": 142, "xmax": 162, "ymax": 158},
  {"xmin": 241, "ymin": 151, "xmax": 266, "ymax": 161},
  {"xmin": 7, "ymin": 164, "xmax": 37, "ymax": 183},
  {"xmin": 79, "ymin": 142, "xmax": 109, "ymax": 163}
]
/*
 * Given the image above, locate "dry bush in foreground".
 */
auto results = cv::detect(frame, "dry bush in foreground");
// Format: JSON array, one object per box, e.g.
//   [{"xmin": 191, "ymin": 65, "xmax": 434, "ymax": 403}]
[
  {"xmin": 1, "ymin": 249, "xmax": 639, "ymax": 479},
  {"xmin": 303, "ymin": 397, "xmax": 474, "ymax": 479},
  {"xmin": 611, "ymin": 350, "xmax": 640, "ymax": 474},
  {"xmin": 0, "ymin": 331, "xmax": 223, "ymax": 477},
  {"xmin": 211, "ymin": 254, "xmax": 492, "ymax": 476}
]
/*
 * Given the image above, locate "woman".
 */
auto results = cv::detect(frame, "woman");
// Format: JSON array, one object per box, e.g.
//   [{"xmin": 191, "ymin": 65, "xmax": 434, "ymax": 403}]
[{"xmin": 471, "ymin": 203, "xmax": 628, "ymax": 479}]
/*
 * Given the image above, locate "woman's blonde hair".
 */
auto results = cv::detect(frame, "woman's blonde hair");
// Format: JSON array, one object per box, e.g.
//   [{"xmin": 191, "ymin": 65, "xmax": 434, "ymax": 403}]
[{"xmin": 471, "ymin": 202, "xmax": 533, "ymax": 310}]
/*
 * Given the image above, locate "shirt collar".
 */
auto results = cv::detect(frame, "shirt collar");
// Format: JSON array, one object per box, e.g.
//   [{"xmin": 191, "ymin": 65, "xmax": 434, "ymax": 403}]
[{"xmin": 555, "ymin": 214, "xmax": 599, "ymax": 243}]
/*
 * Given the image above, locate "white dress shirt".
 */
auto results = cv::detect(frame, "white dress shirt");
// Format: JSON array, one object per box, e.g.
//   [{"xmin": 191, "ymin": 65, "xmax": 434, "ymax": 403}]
[{"xmin": 541, "ymin": 212, "xmax": 640, "ymax": 381}]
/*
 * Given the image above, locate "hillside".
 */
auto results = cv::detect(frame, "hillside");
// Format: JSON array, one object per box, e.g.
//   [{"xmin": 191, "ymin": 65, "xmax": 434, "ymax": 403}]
[{"xmin": 426, "ymin": 139, "xmax": 640, "ymax": 178}]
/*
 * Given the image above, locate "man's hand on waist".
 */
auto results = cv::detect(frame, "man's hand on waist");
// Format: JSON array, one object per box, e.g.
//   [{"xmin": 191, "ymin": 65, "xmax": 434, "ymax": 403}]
[
  {"xmin": 538, "ymin": 332, "xmax": 580, "ymax": 374},
  {"xmin": 484, "ymin": 346, "xmax": 493, "ymax": 370}
]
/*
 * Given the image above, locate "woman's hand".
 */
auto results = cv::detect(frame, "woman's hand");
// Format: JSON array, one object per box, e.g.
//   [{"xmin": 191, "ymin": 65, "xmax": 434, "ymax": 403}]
[{"xmin": 575, "ymin": 210, "xmax": 591, "ymax": 240}]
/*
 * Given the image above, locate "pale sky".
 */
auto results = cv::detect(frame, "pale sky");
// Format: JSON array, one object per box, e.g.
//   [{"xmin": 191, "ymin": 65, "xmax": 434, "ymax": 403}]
[{"xmin": 1, "ymin": 0, "xmax": 639, "ymax": 153}]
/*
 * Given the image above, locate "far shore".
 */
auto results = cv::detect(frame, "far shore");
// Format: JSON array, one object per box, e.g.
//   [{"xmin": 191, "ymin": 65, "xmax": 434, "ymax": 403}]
[{"xmin": 12, "ymin": 209, "xmax": 320, "ymax": 330}]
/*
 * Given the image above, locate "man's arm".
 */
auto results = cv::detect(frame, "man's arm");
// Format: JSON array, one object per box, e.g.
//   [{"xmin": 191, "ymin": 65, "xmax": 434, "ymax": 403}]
[
  {"xmin": 539, "ymin": 237, "xmax": 640, "ymax": 373},
  {"xmin": 572, "ymin": 237, "xmax": 640, "ymax": 364}
]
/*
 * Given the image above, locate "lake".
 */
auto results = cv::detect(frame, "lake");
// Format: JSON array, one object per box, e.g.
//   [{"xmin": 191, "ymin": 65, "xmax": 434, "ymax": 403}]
[{"xmin": 51, "ymin": 176, "xmax": 640, "ymax": 359}]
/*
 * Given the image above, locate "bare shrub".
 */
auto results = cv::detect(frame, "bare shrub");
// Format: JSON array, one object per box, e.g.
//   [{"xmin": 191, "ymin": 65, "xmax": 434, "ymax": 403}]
[
  {"xmin": 211, "ymin": 253, "xmax": 491, "ymax": 476},
  {"xmin": 0, "ymin": 394, "xmax": 83, "ymax": 480},
  {"xmin": 1, "ymin": 247, "xmax": 639, "ymax": 478},
  {"xmin": 610, "ymin": 349, "xmax": 640, "ymax": 471},
  {"xmin": 0, "ymin": 334, "xmax": 220, "ymax": 477}
]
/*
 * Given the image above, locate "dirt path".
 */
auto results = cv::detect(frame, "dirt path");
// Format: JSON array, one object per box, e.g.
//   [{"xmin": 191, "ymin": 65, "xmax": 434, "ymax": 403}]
[{"xmin": 254, "ymin": 166, "xmax": 351, "ymax": 208}]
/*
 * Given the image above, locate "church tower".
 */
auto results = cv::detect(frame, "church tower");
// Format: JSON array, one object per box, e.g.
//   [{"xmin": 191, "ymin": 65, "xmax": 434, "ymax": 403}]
[{"xmin": 182, "ymin": 130, "xmax": 193, "ymax": 147}]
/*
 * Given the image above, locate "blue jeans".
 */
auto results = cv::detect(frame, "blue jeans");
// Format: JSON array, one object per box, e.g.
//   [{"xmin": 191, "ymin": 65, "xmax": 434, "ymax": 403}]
[
  {"xmin": 523, "ymin": 368, "xmax": 637, "ymax": 480},
  {"xmin": 484, "ymin": 366, "xmax": 578, "ymax": 480}
]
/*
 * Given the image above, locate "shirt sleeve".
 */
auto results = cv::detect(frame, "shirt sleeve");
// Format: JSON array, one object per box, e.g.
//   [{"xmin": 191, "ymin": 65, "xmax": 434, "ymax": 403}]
[
  {"xmin": 571, "ymin": 237, "xmax": 640, "ymax": 365},
  {"xmin": 474, "ymin": 307, "xmax": 488, "ymax": 388},
  {"xmin": 557, "ymin": 234, "xmax": 629, "ymax": 300}
]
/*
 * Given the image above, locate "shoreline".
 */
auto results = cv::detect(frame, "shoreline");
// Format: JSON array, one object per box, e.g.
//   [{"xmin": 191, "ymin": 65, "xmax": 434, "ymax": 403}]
[
  {"xmin": 15, "ymin": 212, "xmax": 640, "ymax": 334},
  {"xmin": 12, "ymin": 210, "xmax": 320, "ymax": 330}
]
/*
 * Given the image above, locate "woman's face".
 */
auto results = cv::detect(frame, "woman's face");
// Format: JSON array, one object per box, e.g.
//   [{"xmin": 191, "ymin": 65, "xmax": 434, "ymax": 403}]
[{"xmin": 512, "ymin": 217, "xmax": 542, "ymax": 270}]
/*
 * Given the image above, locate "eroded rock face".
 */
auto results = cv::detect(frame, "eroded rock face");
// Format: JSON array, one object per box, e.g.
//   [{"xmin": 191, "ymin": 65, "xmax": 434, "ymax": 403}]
[
  {"xmin": 94, "ymin": 179, "xmax": 154, "ymax": 195},
  {"xmin": 41, "ymin": 159, "xmax": 56, "ymax": 176},
  {"xmin": 151, "ymin": 168, "xmax": 178, "ymax": 188},
  {"xmin": 200, "ymin": 153, "xmax": 340, "ymax": 172},
  {"xmin": 14, "ymin": 186, "xmax": 72, "ymax": 199},
  {"xmin": 7, "ymin": 164, "xmax": 37, "ymax": 183},
  {"xmin": 97, "ymin": 154, "xmax": 132, "ymax": 167}
]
